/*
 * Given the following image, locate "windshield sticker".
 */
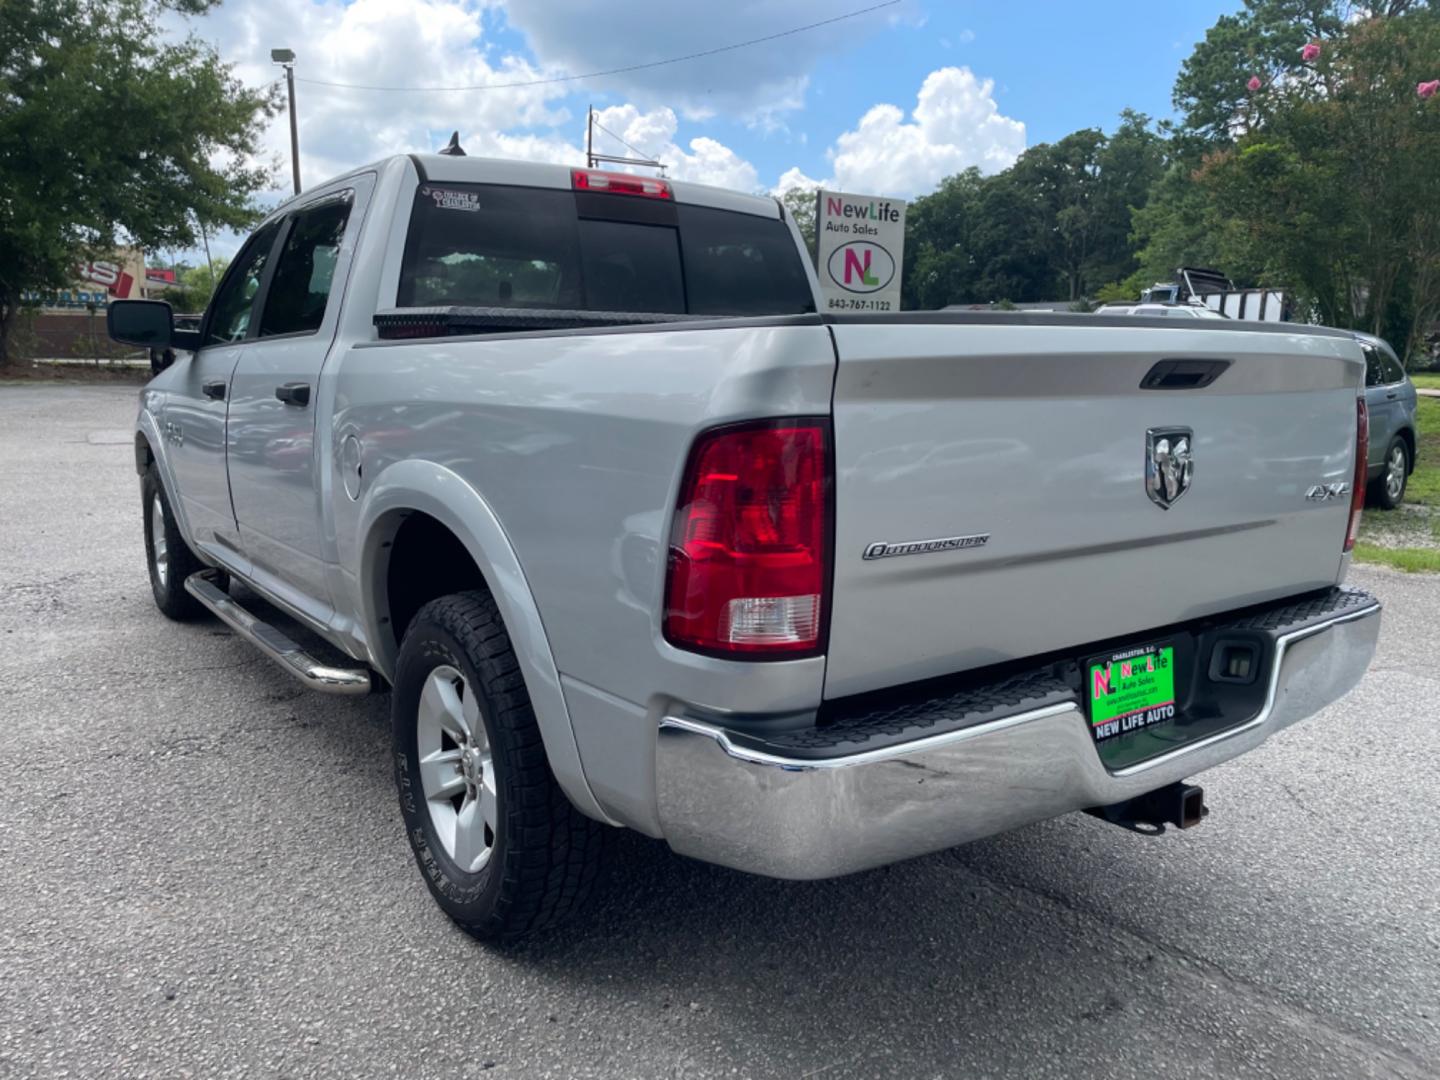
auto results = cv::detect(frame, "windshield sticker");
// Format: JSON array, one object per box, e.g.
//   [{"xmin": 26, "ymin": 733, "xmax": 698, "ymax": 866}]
[{"xmin": 422, "ymin": 186, "xmax": 481, "ymax": 212}]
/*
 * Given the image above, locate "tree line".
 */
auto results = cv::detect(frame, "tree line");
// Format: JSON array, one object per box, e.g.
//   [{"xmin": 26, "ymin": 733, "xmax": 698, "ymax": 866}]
[
  {"xmin": 3, "ymin": 0, "xmax": 1438, "ymax": 366},
  {"xmin": 790, "ymin": 0, "xmax": 1440, "ymax": 364}
]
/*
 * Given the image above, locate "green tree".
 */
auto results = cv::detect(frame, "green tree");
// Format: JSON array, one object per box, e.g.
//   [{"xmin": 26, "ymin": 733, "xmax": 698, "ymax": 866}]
[
  {"xmin": 0, "ymin": 0, "xmax": 276, "ymax": 363},
  {"xmin": 780, "ymin": 187, "xmax": 819, "ymax": 262},
  {"xmin": 152, "ymin": 257, "xmax": 229, "ymax": 313},
  {"xmin": 903, "ymin": 113, "xmax": 1165, "ymax": 308},
  {"xmin": 1182, "ymin": 3, "xmax": 1440, "ymax": 359}
]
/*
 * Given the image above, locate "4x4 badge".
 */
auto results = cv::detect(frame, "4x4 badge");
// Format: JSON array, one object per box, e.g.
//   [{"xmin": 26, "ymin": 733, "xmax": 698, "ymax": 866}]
[{"xmin": 1146, "ymin": 427, "xmax": 1193, "ymax": 510}]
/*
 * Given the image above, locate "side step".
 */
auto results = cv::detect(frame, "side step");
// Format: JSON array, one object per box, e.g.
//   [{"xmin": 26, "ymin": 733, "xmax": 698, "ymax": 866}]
[{"xmin": 184, "ymin": 570, "xmax": 372, "ymax": 695}]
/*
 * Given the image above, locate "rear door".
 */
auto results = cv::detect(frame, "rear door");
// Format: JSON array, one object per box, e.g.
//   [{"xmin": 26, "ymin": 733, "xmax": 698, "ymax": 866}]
[
  {"xmin": 1361, "ymin": 343, "xmax": 1399, "ymax": 477},
  {"xmin": 823, "ymin": 317, "xmax": 1363, "ymax": 698},
  {"xmin": 226, "ymin": 178, "xmax": 371, "ymax": 613}
]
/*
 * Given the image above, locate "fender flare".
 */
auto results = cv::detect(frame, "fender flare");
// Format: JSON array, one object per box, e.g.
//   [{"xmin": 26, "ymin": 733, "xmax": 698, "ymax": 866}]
[
  {"xmin": 357, "ymin": 458, "xmax": 615, "ymax": 825},
  {"xmin": 135, "ymin": 401, "xmax": 196, "ymax": 546}
]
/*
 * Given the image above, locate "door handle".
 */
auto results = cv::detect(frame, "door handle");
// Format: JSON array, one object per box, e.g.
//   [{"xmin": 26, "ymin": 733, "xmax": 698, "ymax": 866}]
[
  {"xmin": 275, "ymin": 382, "xmax": 311, "ymax": 407},
  {"xmin": 1386, "ymin": 391, "xmax": 1399, "ymax": 400},
  {"xmin": 202, "ymin": 379, "xmax": 227, "ymax": 401}
]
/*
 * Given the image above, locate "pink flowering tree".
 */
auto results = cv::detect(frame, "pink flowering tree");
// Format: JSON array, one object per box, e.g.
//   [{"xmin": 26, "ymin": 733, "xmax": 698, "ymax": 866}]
[{"xmin": 1168, "ymin": 2, "xmax": 1440, "ymax": 361}]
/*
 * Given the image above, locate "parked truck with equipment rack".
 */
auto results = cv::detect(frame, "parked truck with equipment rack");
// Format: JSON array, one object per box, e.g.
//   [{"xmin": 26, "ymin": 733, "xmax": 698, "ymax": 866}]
[{"xmin": 108, "ymin": 153, "xmax": 1381, "ymax": 941}]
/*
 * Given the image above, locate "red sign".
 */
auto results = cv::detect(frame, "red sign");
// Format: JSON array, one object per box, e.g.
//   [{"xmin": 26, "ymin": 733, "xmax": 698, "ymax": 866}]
[
  {"xmin": 77, "ymin": 260, "xmax": 135, "ymax": 298},
  {"xmin": 146, "ymin": 268, "xmax": 177, "ymax": 284}
]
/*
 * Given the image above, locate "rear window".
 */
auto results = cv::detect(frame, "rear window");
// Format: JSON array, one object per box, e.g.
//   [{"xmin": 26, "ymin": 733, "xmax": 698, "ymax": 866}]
[{"xmin": 397, "ymin": 183, "xmax": 814, "ymax": 317}]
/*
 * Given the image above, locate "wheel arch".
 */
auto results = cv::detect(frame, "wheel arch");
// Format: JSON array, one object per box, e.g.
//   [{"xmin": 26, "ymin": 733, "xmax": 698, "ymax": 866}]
[{"xmin": 357, "ymin": 458, "xmax": 614, "ymax": 825}]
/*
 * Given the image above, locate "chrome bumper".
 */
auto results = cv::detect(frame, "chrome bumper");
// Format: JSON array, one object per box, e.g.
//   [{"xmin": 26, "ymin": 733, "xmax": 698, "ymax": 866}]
[{"xmin": 655, "ymin": 593, "xmax": 1381, "ymax": 880}]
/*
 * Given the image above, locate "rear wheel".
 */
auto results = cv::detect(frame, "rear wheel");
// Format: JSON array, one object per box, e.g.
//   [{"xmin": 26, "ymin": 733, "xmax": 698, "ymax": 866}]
[
  {"xmin": 1370, "ymin": 437, "xmax": 1409, "ymax": 510},
  {"xmin": 391, "ymin": 591, "xmax": 604, "ymax": 942},
  {"xmin": 141, "ymin": 464, "xmax": 212, "ymax": 620}
]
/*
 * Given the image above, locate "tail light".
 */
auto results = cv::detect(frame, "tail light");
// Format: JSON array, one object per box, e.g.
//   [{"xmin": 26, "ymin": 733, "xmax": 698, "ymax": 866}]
[
  {"xmin": 663, "ymin": 419, "xmax": 831, "ymax": 658},
  {"xmin": 572, "ymin": 169, "xmax": 672, "ymax": 200},
  {"xmin": 1345, "ymin": 396, "xmax": 1368, "ymax": 552}
]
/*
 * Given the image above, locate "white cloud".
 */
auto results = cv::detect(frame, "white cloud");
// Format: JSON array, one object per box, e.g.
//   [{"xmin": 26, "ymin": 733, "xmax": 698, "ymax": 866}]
[
  {"xmin": 774, "ymin": 167, "xmax": 822, "ymax": 195},
  {"xmin": 592, "ymin": 105, "xmax": 759, "ymax": 191},
  {"xmin": 158, "ymin": 0, "xmax": 771, "ymax": 255},
  {"xmin": 821, "ymin": 67, "xmax": 1025, "ymax": 198},
  {"xmin": 183, "ymin": 0, "xmax": 572, "ymax": 189},
  {"xmin": 497, "ymin": 0, "xmax": 903, "ymax": 125}
]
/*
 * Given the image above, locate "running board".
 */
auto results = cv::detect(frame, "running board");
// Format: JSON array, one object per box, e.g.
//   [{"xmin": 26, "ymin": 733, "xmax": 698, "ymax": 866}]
[{"xmin": 184, "ymin": 570, "xmax": 372, "ymax": 695}]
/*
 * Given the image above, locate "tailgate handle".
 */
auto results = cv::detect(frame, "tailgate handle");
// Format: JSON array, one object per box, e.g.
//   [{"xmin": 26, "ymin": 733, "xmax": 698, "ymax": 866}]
[{"xmin": 1140, "ymin": 359, "xmax": 1231, "ymax": 391}]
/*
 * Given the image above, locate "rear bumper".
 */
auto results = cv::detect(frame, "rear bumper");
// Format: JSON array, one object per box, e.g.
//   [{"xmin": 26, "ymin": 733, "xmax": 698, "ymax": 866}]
[{"xmin": 655, "ymin": 588, "xmax": 1381, "ymax": 879}]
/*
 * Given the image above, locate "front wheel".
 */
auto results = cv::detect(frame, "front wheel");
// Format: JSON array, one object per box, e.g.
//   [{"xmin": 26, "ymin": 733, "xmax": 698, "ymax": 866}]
[
  {"xmin": 1370, "ymin": 437, "xmax": 1409, "ymax": 510},
  {"xmin": 141, "ymin": 463, "xmax": 211, "ymax": 620},
  {"xmin": 391, "ymin": 591, "xmax": 605, "ymax": 942}
]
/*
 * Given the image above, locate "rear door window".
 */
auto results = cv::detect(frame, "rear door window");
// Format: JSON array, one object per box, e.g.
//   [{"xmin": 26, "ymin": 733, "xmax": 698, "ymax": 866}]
[
  {"xmin": 1378, "ymin": 348, "xmax": 1406, "ymax": 384},
  {"xmin": 397, "ymin": 182, "xmax": 813, "ymax": 317},
  {"xmin": 260, "ymin": 193, "xmax": 353, "ymax": 337}
]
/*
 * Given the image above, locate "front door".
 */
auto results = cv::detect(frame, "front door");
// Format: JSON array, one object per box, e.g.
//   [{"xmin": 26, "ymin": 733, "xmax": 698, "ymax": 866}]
[
  {"xmin": 163, "ymin": 221, "xmax": 282, "ymax": 551},
  {"xmin": 226, "ymin": 181, "xmax": 368, "ymax": 611}
]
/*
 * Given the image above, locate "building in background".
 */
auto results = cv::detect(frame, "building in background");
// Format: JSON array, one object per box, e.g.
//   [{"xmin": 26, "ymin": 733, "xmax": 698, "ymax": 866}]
[{"xmin": 16, "ymin": 247, "xmax": 177, "ymax": 362}]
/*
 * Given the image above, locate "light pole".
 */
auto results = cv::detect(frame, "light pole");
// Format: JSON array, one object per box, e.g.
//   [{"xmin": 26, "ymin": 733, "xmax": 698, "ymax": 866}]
[{"xmin": 271, "ymin": 48, "xmax": 300, "ymax": 195}]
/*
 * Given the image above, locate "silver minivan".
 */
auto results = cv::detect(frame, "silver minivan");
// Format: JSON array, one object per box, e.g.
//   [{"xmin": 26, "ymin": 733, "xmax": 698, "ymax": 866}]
[{"xmin": 1354, "ymin": 333, "xmax": 1420, "ymax": 509}]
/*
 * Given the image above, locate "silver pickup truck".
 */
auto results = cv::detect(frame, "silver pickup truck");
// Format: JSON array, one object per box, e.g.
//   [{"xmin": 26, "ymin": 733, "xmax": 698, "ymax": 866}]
[{"xmin": 108, "ymin": 153, "xmax": 1381, "ymax": 942}]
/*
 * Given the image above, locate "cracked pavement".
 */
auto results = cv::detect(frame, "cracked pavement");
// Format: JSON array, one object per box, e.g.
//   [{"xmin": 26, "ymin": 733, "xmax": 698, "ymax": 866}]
[{"xmin": 1, "ymin": 384, "xmax": 1437, "ymax": 1079}]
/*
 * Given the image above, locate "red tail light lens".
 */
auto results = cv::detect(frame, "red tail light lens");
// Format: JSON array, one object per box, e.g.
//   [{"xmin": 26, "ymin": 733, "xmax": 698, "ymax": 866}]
[
  {"xmin": 572, "ymin": 169, "xmax": 672, "ymax": 200},
  {"xmin": 664, "ymin": 420, "xmax": 831, "ymax": 658},
  {"xmin": 1345, "ymin": 396, "xmax": 1368, "ymax": 552}
]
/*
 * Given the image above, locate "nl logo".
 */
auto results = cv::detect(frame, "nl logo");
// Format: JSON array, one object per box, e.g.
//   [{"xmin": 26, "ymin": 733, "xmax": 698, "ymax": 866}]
[{"xmin": 827, "ymin": 241, "xmax": 896, "ymax": 294}]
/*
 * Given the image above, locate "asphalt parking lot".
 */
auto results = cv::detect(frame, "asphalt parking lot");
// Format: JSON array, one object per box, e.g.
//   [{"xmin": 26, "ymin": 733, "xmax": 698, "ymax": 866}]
[{"xmin": 2, "ymin": 383, "xmax": 1437, "ymax": 1080}]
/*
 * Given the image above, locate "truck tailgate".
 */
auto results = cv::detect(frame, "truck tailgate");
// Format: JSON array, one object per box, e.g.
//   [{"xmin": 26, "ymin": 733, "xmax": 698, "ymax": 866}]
[{"xmin": 824, "ymin": 318, "xmax": 1364, "ymax": 699}]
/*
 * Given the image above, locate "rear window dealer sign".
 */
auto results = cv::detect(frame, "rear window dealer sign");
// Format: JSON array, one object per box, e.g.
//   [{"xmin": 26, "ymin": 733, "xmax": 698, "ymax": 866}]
[{"xmin": 814, "ymin": 190, "xmax": 906, "ymax": 312}]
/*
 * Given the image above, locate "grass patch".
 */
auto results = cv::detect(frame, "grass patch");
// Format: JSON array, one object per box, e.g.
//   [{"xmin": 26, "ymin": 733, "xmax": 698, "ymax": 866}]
[
  {"xmin": 1353, "ymin": 391, "xmax": 1440, "ymax": 572},
  {"xmin": 1402, "ymin": 395, "xmax": 1440, "ymax": 507},
  {"xmin": 1352, "ymin": 543, "xmax": 1440, "ymax": 573},
  {"xmin": 1410, "ymin": 372, "xmax": 1440, "ymax": 391}
]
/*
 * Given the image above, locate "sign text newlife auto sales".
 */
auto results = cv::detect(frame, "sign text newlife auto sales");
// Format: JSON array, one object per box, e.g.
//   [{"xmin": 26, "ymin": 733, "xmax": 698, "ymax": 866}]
[{"xmin": 814, "ymin": 191, "xmax": 907, "ymax": 313}]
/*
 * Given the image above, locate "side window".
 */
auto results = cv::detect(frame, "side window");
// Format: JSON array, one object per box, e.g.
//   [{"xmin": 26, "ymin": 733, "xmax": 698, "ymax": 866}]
[
  {"xmin": 260, "ymin": 194, "xmax": 354, "ymax": 337},
  {"xmin": 205, "ymin": 223, "xmax": 280, "ymax": 346},
  {"xmin": 1379, "ymin": 349, "xmax": 1406, "ymax": 384},
  {"xmin": 1362, "ymin": 346, "xmax": 1383, "ymax": 388}
]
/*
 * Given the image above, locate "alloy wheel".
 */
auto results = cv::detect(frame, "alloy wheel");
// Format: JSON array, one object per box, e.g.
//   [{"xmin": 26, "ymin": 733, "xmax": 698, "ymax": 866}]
[
  {"xmin": 151, "ymin": 494, "xmax": 169, "ymax": 587},
  {"xmin": 1386, "ymin": 445, "xmax": 1406, "ymax": 502},
  {"xmin": 415, "ymin": 665, "xmax": 496, "ymax": 873}
]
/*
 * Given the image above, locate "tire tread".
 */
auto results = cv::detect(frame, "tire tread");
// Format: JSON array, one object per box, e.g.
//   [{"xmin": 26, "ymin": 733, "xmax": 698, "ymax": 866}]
[{"xmin": 401, "ymin": 591, "xmax": 605, "ymax": 942}]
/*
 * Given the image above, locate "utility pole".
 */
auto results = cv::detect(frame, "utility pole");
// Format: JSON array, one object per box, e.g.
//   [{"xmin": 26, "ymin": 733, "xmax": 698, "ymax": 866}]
[
  {"xmin": 586, "ymin": 105, "xmax": 595, "ymax": 169},
  {"xmin": 271, "ymin": 48, "xmax": 301, "ymax": 194}
]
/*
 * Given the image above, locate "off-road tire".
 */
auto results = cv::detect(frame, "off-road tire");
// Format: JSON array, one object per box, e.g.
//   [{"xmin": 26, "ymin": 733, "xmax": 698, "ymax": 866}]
[
  {"xmin": 392, "ymin": 591, "xmax": 605, "ymax": 942},
  {"xmin": 141, "ymin": 463, "xmax": 211, "ymax": 620}
]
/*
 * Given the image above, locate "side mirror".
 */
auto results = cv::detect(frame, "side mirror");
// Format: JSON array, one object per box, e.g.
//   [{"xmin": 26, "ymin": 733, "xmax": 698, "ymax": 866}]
[
  {"xmin": 108, "ymin": 299, "xmax": 202, "ymax": 356},
  {"xmin": 107, "ymin": 299, "xmax": 175, "ymax": 348}
]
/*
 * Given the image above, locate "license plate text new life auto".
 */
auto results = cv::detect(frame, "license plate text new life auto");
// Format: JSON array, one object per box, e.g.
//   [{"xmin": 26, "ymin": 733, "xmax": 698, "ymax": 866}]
[{"xmin": 1087, "ymin": 642, "xmax": 1176, "ymax": 743}]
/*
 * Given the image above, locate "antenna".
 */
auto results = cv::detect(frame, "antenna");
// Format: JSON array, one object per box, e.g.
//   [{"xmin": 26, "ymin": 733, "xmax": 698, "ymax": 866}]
[{"xmin": 438, "ymin": 131, "xmax": 466, "ymax": 156}]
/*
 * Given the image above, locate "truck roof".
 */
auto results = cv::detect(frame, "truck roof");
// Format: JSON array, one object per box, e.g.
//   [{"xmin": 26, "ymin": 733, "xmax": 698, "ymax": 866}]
[{"xmin": 282, "ymin": 152, "xmax": 782, "ymax": 221}]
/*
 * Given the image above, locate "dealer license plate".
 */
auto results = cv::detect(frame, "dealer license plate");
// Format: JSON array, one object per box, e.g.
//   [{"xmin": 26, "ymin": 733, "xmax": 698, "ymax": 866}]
[{"xmin": 1086, "ymin": 641, "xmax": 1177, "ymax": 744}]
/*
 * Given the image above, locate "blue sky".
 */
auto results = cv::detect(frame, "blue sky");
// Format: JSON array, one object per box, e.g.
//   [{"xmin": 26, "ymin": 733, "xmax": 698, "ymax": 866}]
[
  {"xmin": 178, "ymin": 0, "xmax": 1242, "ymax": 255},
  {"xmin": 519, "ymin": 0, "xmax": 1241, "ymax": 187}
]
